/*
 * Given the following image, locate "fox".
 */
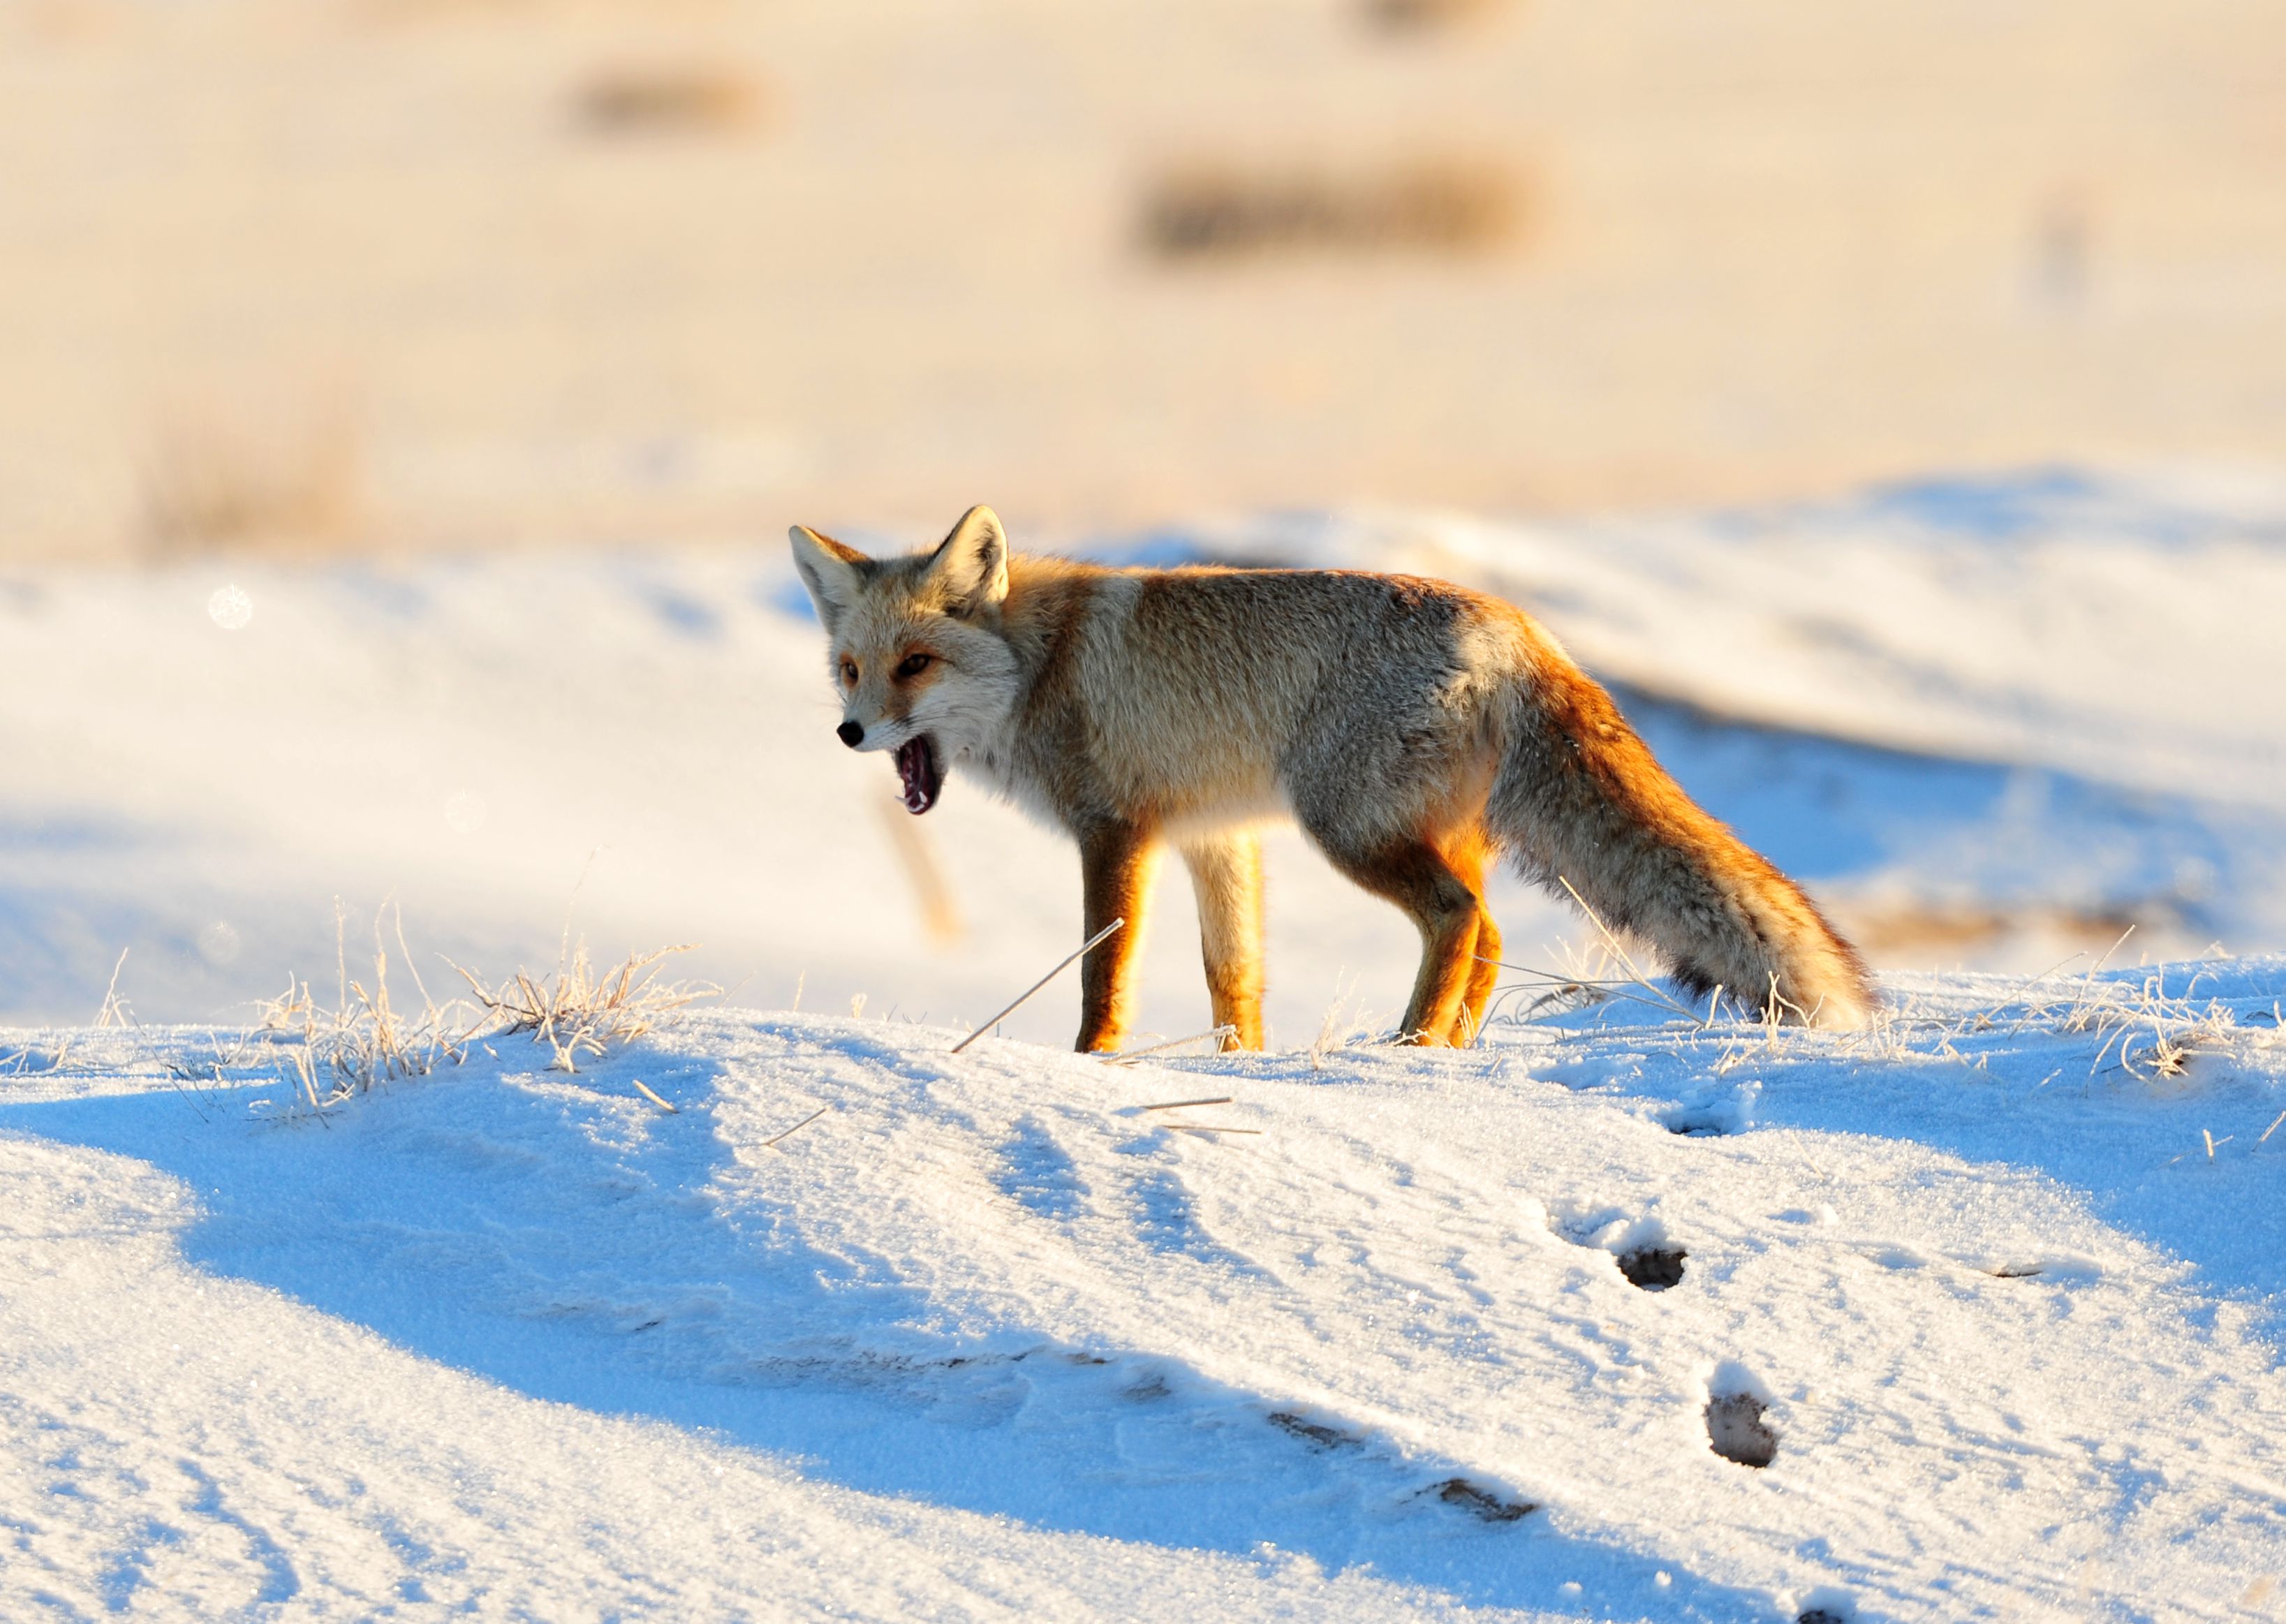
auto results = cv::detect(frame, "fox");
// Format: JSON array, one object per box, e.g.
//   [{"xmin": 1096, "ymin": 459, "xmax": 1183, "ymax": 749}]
[{"xmin": 789, "ymin": 505, "xmax": 1874, "ymax": 1052}]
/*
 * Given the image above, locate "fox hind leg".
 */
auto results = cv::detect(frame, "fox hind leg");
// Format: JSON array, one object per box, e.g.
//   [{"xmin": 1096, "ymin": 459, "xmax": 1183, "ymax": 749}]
[
  {"xmin": 1181, "ymin": 831, "xmax": 1265, "ymax": 1051},
  {"xmin": 1458, "ymin": 907, "xmax": 1502, "ymax": 1045},
  {"xmin": 1076, "ymin": 822, "xmax": 1159, "ymax": 1053},
  {"xmin": 1443, "ymin": 836, "xmax": 1503, "ymax": 1047},
  {"xmin": 1316, "ymin": 838, "xmax": 1482, "ymax": 1047}
]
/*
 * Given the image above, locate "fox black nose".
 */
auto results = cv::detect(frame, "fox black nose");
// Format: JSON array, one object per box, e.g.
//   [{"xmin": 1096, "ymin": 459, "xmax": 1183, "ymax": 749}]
[{"xmin": 836, "ymin": 721, "xmax": 864, "ymax": 748}]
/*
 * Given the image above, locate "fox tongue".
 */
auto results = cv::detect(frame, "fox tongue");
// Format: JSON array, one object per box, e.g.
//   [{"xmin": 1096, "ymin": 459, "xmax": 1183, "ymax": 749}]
[{"xmin": 895, "ymin": 735, "xmax": 941, "ymax": 815}]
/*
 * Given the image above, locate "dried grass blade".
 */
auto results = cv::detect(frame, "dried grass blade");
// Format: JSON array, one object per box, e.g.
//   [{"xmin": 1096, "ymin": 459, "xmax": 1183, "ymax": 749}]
[
  {"xmin": 763, "ymin": 1105, "xmax": 829, "ymax": 1149},
  {"xmin": 951, "ymin": 918, "xmax": 1126, "ymax": 1054}
]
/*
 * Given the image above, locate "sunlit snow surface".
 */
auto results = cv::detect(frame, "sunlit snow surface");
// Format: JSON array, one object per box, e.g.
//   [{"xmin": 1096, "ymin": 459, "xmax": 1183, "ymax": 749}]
[
  {"xmin": 4, "ymin": 471, "xmax": 2286, "ymax": 1617},
  {"xmin": 3, "ymin": 961, "xmax": 2284, "ymax": 1620}
]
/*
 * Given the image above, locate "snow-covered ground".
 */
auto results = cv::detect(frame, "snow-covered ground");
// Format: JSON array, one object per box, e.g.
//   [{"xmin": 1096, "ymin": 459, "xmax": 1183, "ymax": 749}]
[
  {"xmin": 4, "ymin": 471, "xmax": 2286, "ymax": 1618},
  {"xmin": 4, "ymin": 962, "xmax": 2284, "ymax": 1619}
]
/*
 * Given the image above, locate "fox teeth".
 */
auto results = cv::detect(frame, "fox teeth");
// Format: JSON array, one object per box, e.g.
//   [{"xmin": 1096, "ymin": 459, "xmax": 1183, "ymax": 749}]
[{"xmin": 896, "ymin": 735, "xmax": 941, "ymax": 815}]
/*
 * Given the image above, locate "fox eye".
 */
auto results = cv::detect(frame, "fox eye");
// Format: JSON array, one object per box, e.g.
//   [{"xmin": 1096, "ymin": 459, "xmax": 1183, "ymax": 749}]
[
  {"xmin": 839, "ymin": 659, "xmax": 857, "ymax": 686},
  {"xmin": 896, "ymin": 652, "xmax": 934, "ymax": 679}
]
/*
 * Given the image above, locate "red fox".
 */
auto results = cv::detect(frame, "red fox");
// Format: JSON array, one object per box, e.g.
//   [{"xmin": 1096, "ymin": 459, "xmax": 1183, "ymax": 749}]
[{"xmin": 790, "ymin": 505, "xmax": 1873, "ymax": 1051}]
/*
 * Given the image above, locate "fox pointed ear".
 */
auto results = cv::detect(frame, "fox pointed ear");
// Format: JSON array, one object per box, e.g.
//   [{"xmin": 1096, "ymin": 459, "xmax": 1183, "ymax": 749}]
[
  {"xmin": 788, "ymin": 524, "xmax": 869, "ymax": 630},
  {"xmin": 922, "ymin": 505, "xmax": 1011, "ymax": 617}
]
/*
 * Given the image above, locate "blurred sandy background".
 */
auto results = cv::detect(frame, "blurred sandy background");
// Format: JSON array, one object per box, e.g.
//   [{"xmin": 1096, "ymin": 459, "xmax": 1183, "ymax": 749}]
[
  {"xmin": 8, "ymin": 0, "xmax": 2286, "ymax": 1036},
  {"xmin": 6, "ymin": 0, "xmax": 2286, "ymax": 563}
]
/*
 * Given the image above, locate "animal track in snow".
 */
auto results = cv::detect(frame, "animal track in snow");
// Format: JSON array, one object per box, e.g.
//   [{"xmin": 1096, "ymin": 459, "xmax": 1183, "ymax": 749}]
[
  {"xmin": 1704, "ymin": 1362, "xmax": 1778, "ymax": 1468},
  {"xmin": 1658, "ymin": 1080, "xmax": 1760, "ymax": 1137},
  {"xmin": 1267, "ymin": 1411, "xmax": 1358, "ymax": 1450},
  {"xmin": 1706, "ymin": 1392, "xmax": 1777, "ymax": 1468},
  {"xmin": 1616, "ymin": 1244, "xmax": 1688, "ymax": 1290},
  {"xmin": 1267, "ymin": 1414, "xmax": 1537, "ymax": 1524},
  {"xmin": 1428, "ymin": 1477, "xmax": 1535, "ymax": 1522},
  {"xmin": 1549, "ymin": 1204, "xmax": 1688, "ymax": 1291},
  {"xmin": 1970, "ymin": 1252, "xmax": 2102, "ymax": 1284}
]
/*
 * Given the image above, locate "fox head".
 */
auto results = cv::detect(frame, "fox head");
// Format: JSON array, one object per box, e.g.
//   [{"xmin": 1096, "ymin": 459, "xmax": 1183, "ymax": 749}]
[{"xmin": 788, "ymin": 504, "xmax": 1024, "ymax": 815}]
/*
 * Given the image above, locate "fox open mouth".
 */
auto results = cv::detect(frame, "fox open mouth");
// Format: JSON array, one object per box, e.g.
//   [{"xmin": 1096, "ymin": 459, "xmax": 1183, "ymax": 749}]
[{"xmin": 895, "ymin": 734, "xmax": 943, "ymax": 815}]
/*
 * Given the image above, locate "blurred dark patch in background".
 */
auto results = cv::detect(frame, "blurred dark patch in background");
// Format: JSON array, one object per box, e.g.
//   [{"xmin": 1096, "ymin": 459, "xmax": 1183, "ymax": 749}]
[
  {"xmin": 572, "ymin": 63, "xmax": 764, "ymax": 138},
  {"xmin": 3, "ymin": 0, "xmax": 2285, "ymax": 562},
  {"xmin": 1139, "ymin": 158, "xmax": 1527, "ymax": 262}
]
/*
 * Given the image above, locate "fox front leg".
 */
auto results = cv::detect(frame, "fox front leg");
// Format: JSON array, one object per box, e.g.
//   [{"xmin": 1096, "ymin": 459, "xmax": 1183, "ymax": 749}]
[
  {"xmin": 1181, "ymin": 831, "xmax": 1265, "ymax": 1051},
  {"xmin": 1075, "ymin": 822, "xmax": 1158, "ymax": 1052}
]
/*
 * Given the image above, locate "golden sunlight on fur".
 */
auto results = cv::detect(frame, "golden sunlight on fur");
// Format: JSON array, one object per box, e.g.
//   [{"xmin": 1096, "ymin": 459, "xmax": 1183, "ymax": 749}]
[{"xmin": 792, "ymin": 506, "xmax": 1873, "ymax": 1051}]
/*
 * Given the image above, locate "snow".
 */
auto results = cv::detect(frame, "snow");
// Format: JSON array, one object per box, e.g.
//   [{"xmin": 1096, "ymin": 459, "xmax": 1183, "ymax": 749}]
[
  {"xmin": 3, "ymin": 469, "xmax": 2286, "ymax": 1618},
  {"xmin": 5, "ymin": 966, "xmax": 2285, "ymax": 1619}
]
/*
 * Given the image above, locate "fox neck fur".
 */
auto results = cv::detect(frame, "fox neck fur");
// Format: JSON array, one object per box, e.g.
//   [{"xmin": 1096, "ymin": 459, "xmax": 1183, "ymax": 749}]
[{"xmin": 791, "ymin": 505, "xmax": 1875, "ymax": 1052}]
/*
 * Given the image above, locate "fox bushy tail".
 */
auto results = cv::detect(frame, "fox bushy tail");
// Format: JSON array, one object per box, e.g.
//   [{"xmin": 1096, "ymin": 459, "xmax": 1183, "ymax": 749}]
[{"xmin": 1489, "ymin": 669, "xmax": 1875, "ymax": 1028}]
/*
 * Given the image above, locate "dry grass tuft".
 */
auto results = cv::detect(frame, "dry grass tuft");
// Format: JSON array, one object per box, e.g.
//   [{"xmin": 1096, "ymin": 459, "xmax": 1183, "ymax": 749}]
[
  {"xmin": 1481, "ymin": 939, "xmax": 1700, "ymax": 1028},
  {"xmin": 1987, "ymin": 937, "xmax": 2240, "ymax": 1082},
  {"xmin": 1481, "ymin": 883, "xmax": 1714, "ymax": 1033},
  {"xmin": 1309, "ymin": 975, "xmax": 1386, "ymax": 1066},
  {"xmin": 260, "ymin": 940, "xmax": 473, "ymax": 1113},
  {"xmin": 453, "ymin": 943, "xmax": 716, "ymax": 1074},
  {"xmin": 254, "ymin": 908, "xmax": 714, "ymax": 1116},
  {"xmin": 91, "ymin": 947, "xmax": 134, "ymax": 1030},
  {"xmin": 1140, "ymin": 158, "xmax": 1525, "ymax": 263},
  {"xmin": 1811, "ymin": 959, "xmax": 2243, "ymax": 1086},
  {"xmin": 1480, "ymin": 917, "xmax": 2257, "ymax": 1092}
]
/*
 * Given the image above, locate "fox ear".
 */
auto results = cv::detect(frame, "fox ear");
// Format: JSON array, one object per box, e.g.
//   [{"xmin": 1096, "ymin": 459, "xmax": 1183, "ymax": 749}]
[
  {"xmin": 788, "ymin": 524, "xmax": 869, "ymax": 630},
  {"xmin": 922, "ymin": 505, "xmax": 1010, "ymax": 617}
]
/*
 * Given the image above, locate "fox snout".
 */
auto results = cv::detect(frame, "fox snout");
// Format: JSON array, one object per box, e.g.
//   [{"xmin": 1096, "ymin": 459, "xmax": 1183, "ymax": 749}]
[{"xmin": 836, "ymin": 720, "xmax": 864, "ymax": 748}]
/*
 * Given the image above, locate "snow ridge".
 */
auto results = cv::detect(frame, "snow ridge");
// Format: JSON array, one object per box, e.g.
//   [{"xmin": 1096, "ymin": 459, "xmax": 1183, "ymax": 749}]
[{"xmin": 4, "ymin": 956, "xmax": 2283, "ymax": 1620}]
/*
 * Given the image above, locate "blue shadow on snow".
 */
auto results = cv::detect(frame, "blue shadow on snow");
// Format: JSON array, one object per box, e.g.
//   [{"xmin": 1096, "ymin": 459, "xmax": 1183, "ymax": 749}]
[{"xmin": 6, "ymin": 1048, "xmax": 1776, "ymax": 1622}]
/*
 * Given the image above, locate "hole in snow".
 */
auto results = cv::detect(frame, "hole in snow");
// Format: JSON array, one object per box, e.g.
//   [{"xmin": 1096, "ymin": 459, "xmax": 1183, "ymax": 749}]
[
  {"xmin": 1616, "ymin": 1246, "xmax": 1687, "ymax": 1290},
  {"xmin": 1706, "ymin": 1392, "xmax": 1778, "ymax": 1468},
  {"xmin": 1798, "ymin": 1612, "xmax": 1848, "ymax": 1624},
  {"xmin": 1431, "ymin": 1477, "xmax": 1535, "ymax": 1522}
]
